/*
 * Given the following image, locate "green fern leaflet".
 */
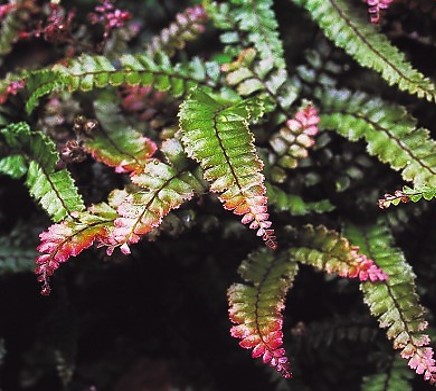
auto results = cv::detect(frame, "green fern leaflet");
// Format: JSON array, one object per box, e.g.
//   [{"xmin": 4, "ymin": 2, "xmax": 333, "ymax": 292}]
[
  {"xmin": 292, "ymin": 0, "xmax": 436, "ymax": 102},
  {"xmin": 0, "ymin": 122, "xmax": 84, "ymax": 222}
]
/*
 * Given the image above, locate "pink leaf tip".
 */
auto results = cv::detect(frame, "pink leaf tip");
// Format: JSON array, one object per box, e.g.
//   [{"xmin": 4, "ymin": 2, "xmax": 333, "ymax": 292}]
[
  {"xmin": 35, "ymin": 216, "xmax": 112, "ymax": 295},
  {"xmin": 287, "ymin": 104, "xmax": 320, "ymax": 138},
  {"xmin": 232, "ymin": 324, "xmax": 292, "ymax": 378},
  {"xmin": 402, "ymin": 345, "xmax": 436, "ymax": 384},
  {"xmin": 269, "ymin": 103, "xmax": 320, "ymax": 171},
  {"xmin": 364, "ymin": 0, "xmax": 395, "ymax": 23},
  {"xmin": 349, "ymin": 253, "xmax": 388, "ymax": 282}
]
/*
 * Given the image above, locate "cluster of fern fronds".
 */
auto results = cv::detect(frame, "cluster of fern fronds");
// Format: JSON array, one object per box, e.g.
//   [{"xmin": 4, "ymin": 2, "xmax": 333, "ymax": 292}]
[{"xmin": 0, "ymin": 0, "xmax": 435, "ymax": 389}]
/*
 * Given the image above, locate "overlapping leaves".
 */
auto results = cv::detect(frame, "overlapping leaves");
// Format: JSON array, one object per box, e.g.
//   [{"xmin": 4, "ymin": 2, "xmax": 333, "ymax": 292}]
[
  {"xmin": 83, "ymin": 100, "xmax": 157, "ymax": 174},
  {"xmin": 293, "ymin": 0, "xmax": 436, "ymax": 101},
  {"xmin": 290, "ymin": 225, "xmax": 387, "ymax": 282},
  {"xmin": 110, "ymin": 145, "xmax": 206, "ymax": 254},
  {"xmin": 318, "ymin": 88, "xmax": 436, "ymax": 187}
]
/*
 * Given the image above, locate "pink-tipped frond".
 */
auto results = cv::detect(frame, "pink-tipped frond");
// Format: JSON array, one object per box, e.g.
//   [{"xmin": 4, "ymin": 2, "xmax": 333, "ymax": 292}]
[
  {"xmin": 35, "ymin": 205, "xmax": 116, "ymax": 295},
  {"xmin": 228, "ymin": 249, "xmax": 299, "ymax": 378}
]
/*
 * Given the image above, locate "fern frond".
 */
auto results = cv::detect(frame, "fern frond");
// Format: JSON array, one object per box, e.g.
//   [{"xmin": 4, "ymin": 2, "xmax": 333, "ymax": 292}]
[
  {"xmin": 206, "ymin": 2, "xmax": 246, "ymax": 61},
  {"xmin": 318, "ymin": 88, "xmax": 436, "ymax": 187},
  {"xmin": 266, "ymin": 183, "xmax": 334, "ymax": 216},
  {"xmin": 209, "ymin": 0, "xmax": 298, "ymax": 114},
  {"xmin": 179, "ymin": 89, "xmax": 277, "ymax": 249},
  {"xmin": 290, "ymin": 225, "xmax": 388, "ymax": 281},
  {"xmin": 222, "ymin": 52, "xmax": 316, "ymax": 181},
  {"xmin": 109, "ymin": 139, "xmax": 206, "ymax": 254},
  {"xmin": 24, "ymin": 69, "xmax": 65, "ymax": 112},
  {"xmin": 222, "ymin": 49, "xmax": 270, "ymax": 98},
  {"xmin": 26, "ymin": 163, "xmax": 85, "ymax": 223},
  {"xmin": 82, "ymin": 100, "xmax": 157, "ymax": 174},
  {"xmin": 0, "ymin": 122, "xmax": 85, "ymax": 222},
  {"xmin": 344, "ymin": 222, "xmax": 436, "ymax": 385},
  {"xmin": 362, "ymin": 355, "xmax": 413, "ymax": 391},
  {"xmin": 25, "ymin": 53, "xmax": 219, "ymax": 113},
  {"xmin": 227, "ymin": 0, "xmax": 285, "ymax": 68},
  {"xmin": 35, "ymin": 202, "xmax": 117, "ymax": 295},
  {"xmin": 269, "ymin": 102, "xmax": 320, "ymax": 175},
  {"xmin": 292, "ymin": 0, "xmax": 436, "ymax": 101},
  {"xmin": 228, "ymin": 247, "xmax": 298, "ymax": 378},
  {"xmin": 209, "ymin": 0, "xmax": 285, "ymax": 69},
  {"xmin": 222, "ymin": 48, "xmax": 298, "ymax": 115},
  {"xmin": 146, "ymin": 5, "xmax": 208, "ymax": 59},
  {"xmin": 378, "ymin": 186, "xmax": 436, "ymax": 209}
]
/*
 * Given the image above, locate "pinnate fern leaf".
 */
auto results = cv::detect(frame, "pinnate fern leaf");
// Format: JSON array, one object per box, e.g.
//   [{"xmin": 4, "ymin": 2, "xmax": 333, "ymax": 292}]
[
  {"xmin": 222, "ymin": 48, "xmax": 298, "ymax": 116},
  {"xmin": 222, "ymin": 49, "xmax": 270, "ymax": 98},
  {"xmin": 269, "ymin": 102, "xmax": 320, "ymax": 174},
  {"xmin": 83, "ymin": 100, "xmax": 157, "ymax": 174},
  {"xmin": 27, "ymin": 163, "xmax": 84, "ymax": 223},
  {"xmin": 228, "ymin": 248, "xmax": 297, "ymax": 378},
  {"xmin": 146, "ymin": 5, "xmax": 208, "ymax": 59},
  {"xmin": 210, "ymin": 0, "xmax": 298, "ymax": 113},
  {"xmin": 35, "ymin": 203, "xmax": 117, "ymax": 295},
  {"xmin": 0, "ymin": 122, "xmax": 85, "ymax": 222},
  {"xmin": 225, "ymin": 0, "xmax": 286, "ymax": 69},
  {"xmin": 345, "ymin": 222, "xmax": 436, "ymax": 385},
  {"xmin": 292, "ymin": 0, "xmax": 436, "ymax": 101},
  {"xmin": 318, "ymin": 88, "xmax": 436, "ymax": 187},
  {"xmin": 207, "ymin": 0, "xmax": 286, "ymax": 68},
  {"xmin": 25, "ymin": 53, "xmax": 219, "ymax": 113},
  {"xmin": 36, "ymin": 137, "xmax": 206, "ymax": 286},
  {"xmin": 24, "ymin": 69, "xmax": 65, "ymax": 112},
  {"xmin": 220, "ymin": 50, "xmax": 314, "ymax": 179},
  {"xmin": 179, "ymin": 89, "xmax": 277, "ymax": 249},
  {"xmin": 108, "ymin": 139, "xmax": 206, "ymax": 254},
  {"xmin": 378, "ymin": 186, "xmax": 436, "ymax": 209},
  {"xmin": 290, "ymin": 225, "xmax": 388, "ymax": 281}
]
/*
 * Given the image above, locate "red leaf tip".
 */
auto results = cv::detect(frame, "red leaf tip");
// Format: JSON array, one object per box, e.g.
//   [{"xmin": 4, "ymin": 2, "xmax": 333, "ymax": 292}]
[
  {"xmin": 364, "ymin": 0, "xmax": 395, "ymax": 24},
  {"xmin": 349, "ymin": 251, "xmax": 388, "ymax": 282},
  {"xmin": 402, "ymin": 345, "xmax": 436, "ymax": 384}
]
